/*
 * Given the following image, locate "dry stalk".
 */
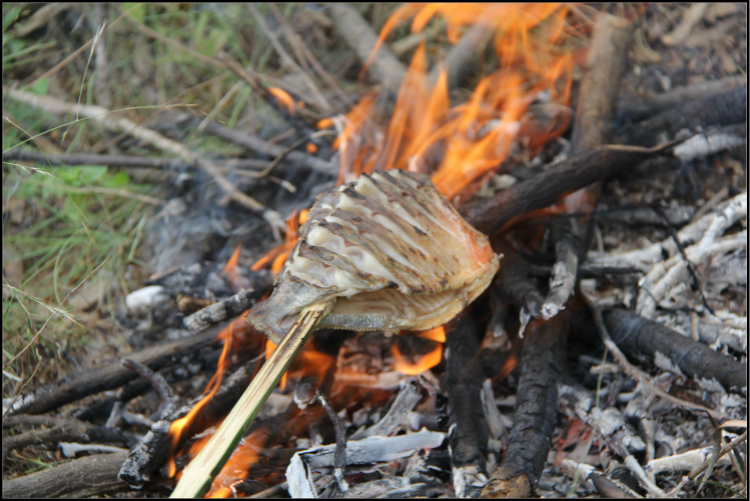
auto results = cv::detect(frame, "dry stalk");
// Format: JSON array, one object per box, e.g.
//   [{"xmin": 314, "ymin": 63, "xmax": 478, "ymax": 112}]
[
  {"xmin": 6, "ymin": 89, "xmax": 286, "ymax": 237},
  {"xmin": 170, "ymin": 300, "xmax": 333, "ymax": 498}
]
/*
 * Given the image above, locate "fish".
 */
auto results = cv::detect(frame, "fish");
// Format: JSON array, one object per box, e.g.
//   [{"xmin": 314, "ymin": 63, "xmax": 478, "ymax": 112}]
[{"xmin": 247, "ymin": 170, "xmax": 500, "ymax": 343}]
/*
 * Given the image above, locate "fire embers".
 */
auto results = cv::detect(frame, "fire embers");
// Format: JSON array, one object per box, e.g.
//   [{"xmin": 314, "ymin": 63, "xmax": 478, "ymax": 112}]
[{"xmin": 248, "ymin": 170, "xmax": 500, "ymax": 342}]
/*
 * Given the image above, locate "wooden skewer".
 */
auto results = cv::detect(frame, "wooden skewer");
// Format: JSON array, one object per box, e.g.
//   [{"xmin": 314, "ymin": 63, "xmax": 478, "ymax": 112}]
[{"xmin": 171, "ymin": 300, "xmax": 333, "ymax": 498}]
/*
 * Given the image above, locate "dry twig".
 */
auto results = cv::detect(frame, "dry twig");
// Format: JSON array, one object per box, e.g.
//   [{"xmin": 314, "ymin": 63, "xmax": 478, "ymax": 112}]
[{"xmin": 6, "ymin": 89, "xmax": 286, "ymax": 237}]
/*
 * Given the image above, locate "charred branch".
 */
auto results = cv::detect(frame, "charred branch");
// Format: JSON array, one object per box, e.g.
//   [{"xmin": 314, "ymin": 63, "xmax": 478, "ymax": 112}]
[
  {"xmin": 183, "ymin": 287, "xmax": 271, "ymax": 332},
  {"xmin": 2, "ymin": 451, "xmax": 129, "ymax": 498},
  {"xmin": 541, "ymin": 226, "xmax": 580, "ymax": 320},
  {"xmin": 3, "ymin": 323, "xmax": 226, "ymax": 416},
  {"xmin": 617, "ymin": 85, "xmax": 747, "ymax": 148},
  {"xmin": 481, "ymin": 312, "xmax": 569, "ymax": 498},
  {"xmin": 604, "ymin": 309, "xmax": 747, "ymax": 393},
  {"xmin": 316, "ymin": 391, "xmax": 348, "ymax": 492},
  {"xmin": 2, "ymin": 415, "xmax": 132, "ymax": 464},
  {"xmin": 461, "ymin": 145, "xmax": 664, "ymax": 235},
  {"xmin": 119, "ymin": 355, "xmax": 261, "ymax": 487},
  {"xmin": 445, "ymin": 313, "xmax": 489, "ymax": 497},
  {"xmin": 560, "ymin": 460, "xmax": 638, "ymax": 498},
  {"xmin": 618, "ymin": 75, "xmax": 747, "ymax": 123}
]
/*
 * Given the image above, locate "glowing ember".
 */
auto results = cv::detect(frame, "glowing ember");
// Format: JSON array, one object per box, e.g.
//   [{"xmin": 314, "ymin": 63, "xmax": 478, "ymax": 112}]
[
  {"xmin": 268, "ymin": 87, "xmax": 295, "ymax": 115},
  {"xmin": 221, "ymin": 244, "xmax": 243, "ymax": 292},
  {"xmin": 169, "ymin": 4, "xmax": 590, "ymax": 492},
  {"xmin": 392, "ymin": 340, "xmax": 443, "ymax": 376}
]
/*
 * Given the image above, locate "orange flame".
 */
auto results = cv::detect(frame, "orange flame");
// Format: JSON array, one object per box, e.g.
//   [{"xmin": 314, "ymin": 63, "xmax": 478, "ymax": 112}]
[
  {"xmin": 413, "ymin": 326, "xmax": 446, "ymax": 343},
  {"xmin": 323, "ymin": 3, "xmax": 580, "ymax": 203},
  {"xmin": 268, "ymin": 87, "xmax": 295, "ymax": 115},
  {"xmin": 204, "ymin": 428, "xmax": 266, "ymax": 497},
  {"xmin": 392, "ymin": 341, "xmax": 443, "ymax": 376},
  {"xmin": 221, "ymin": 244, "xmax": 243, "ymax": 292},
  {"xmin": 167, "ymin": 312, "xmax": 259, "ymax": 476},
  {"xmin": 251, "ymin": 209, "xmax": 309, "ymax": 275},
  {"xmin": 265, "ymin": 338, "xmax": 287, "ymax": 391}
]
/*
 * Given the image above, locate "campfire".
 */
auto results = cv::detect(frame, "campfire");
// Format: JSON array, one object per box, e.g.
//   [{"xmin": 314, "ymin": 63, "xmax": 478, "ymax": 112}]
[{"xmin": 3, "ymin": 3, "xmax": 746, "ymax": 499}]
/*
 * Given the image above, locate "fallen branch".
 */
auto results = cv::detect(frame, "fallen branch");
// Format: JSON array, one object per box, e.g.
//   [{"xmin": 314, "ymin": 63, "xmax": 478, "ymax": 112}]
[
  {"xmin": 429, "ymin": 24, "xmax": 493, "ymax": 91},
  {"xmin": 618, "ymin": 75, "xmax": 747, "ymax": 122},
  {"xmin": 445, "ymin": 314, "xmax": 489, "ymax": 497},
  {"xmin": 585, "ymin": 298, "xmax": 725, "ymax": 419},
  {"xmin": 617, "ymin": 85, "xmax": 747, "ymax": 147},
  {"xmin": 3, "ymin": 148, "xmax": 272, "ymax": 172},
  {"xmin": 2, "ymin": 322, "xmax": 226, "ymax": 416},
  {"xmin": 481, "ymin": 312, "xmax": 569, "ymax": 498},
  {"xmin": 645, "ymin": 445, "xmax": 733, "ymax": 476},
  {"xmin": 604, "ymin": 309, "xmax": 748, "ymax": 393},
  {"xmin": 461, "ymin": 145, "xmax": 670, "ymax": 235},
  {"xmin": 570, "ymin": 13, "xmax": 634, "ymax": 154},
  {"xmin": 329, "ymin": 4, "xmax": 407, "ymax": 90},
  {"xmin": 2, "ymin": 451, "xmax": 129, "ymax": 498}
]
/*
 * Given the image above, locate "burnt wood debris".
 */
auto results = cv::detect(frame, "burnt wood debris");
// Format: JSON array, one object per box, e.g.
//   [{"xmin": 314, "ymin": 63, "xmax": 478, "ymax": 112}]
[{"xmin": 3, "ymin": 4, "xmax": 747, "ymax": 499}]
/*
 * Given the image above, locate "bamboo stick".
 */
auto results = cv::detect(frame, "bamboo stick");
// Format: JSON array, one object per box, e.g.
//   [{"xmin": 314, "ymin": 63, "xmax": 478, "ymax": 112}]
[{"xmin": 170, "ymin": 301, "xmax": 333, "ymax": 498}]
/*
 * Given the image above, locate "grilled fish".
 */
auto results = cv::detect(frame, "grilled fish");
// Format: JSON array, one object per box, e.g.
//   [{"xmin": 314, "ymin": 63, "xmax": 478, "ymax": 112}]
[{"xmin": 248, "ymin": 170, "xmax": 500, "ymax": 342}]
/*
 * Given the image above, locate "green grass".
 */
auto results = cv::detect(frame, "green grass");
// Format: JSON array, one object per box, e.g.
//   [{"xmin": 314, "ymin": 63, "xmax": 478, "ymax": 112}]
[{"xmin": 1, "ymin": 1, "xmax": 399, "ymax": 479}]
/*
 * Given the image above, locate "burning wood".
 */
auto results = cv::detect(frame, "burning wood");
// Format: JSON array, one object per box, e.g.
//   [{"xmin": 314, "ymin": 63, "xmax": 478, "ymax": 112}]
[
  {"xmin": 248, "ymin": 169, "xmax": 500, "ymax": 342},
  {"xmin": 4, "ymin": 4, "xmax": 747, "ymax": 499}
]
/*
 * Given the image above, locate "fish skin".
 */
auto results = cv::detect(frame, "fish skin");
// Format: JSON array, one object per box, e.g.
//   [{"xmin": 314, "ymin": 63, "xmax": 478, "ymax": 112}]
[{"xmin": 247, "ymin": 170, "xmax": 500, "ymax": 343}]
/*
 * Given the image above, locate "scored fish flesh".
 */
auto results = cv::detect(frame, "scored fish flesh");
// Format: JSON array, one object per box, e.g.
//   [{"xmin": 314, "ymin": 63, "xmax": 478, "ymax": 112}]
[{"xmin": 248, "ymin": 170, "xmax": 500, "ymax": 342}]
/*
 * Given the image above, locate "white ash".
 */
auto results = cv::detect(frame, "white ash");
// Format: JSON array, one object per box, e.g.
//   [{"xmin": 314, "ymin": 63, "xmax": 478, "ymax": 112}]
[
  {"xmin": 286, "ymin": 429, "xmax": 445, "ymax": 497},
  {"xmin": 125, "ymin": 286, "xmax": 170, "ymax": 312},
  {"xmin": 645, "ymin": 445, "xmax": 732, "ymax": 475},
  {"xmin": 59, "ymin": 442, "xmax": 128, "ymax": 458}
]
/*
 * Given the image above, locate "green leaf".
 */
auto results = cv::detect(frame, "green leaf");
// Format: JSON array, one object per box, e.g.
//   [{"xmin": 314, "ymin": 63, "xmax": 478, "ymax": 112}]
[
  {"xmin": 79, "ymin": 166, "xmax": 107, "ymax": 184},
  {"xmin": 58, "ymin": 166, "xmax": 80, "ymax": 184},
  {"xmin": 2, "ymin": 5, "xmax": 22, "ymax": 32},
  {"xmin": 122, "ymin": 3, "xmax": 146, "ymax": 22},
  {"xmin": 62, "ymin": 196, "xmax": 81, "ymax": 222},
  {"xmin": 104, "ymin": 171, "xmax": 130, "ymax": 187},
  {"xmin": 28, "ymin": 77, "xmax": 49, "ymax": 96}
]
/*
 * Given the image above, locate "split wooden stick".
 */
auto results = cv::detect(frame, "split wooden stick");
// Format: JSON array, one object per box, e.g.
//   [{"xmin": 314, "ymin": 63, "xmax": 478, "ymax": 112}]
[{"xmin": 170, "ymin": 301, "xmax": 333, "ymax": 498}]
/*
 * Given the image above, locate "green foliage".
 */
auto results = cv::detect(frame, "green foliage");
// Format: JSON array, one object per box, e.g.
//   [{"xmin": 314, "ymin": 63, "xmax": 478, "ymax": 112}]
[{"xmin": 27, "ymin": 77, "xmax": 48, "ymax": 96}]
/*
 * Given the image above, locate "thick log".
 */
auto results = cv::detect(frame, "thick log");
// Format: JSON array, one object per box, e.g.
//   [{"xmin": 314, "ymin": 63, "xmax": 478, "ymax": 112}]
[
  {"xmin": 445, "ymin": 313, "xmax": 489, "ymax": 498},
  {"xmin": 2, "ymin": 451, "xmax": 128, "ymax": 498},
  {"xmin": 2, "ymin": 415, "xmax": 131, "ymax": 464},
  {"xmin": 604, "ymin": 309, "xmax": 747, "ymax": 393},
  {"xmin": 481, "ymin": 312, "xmax": 569, "ymax": 498}
]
